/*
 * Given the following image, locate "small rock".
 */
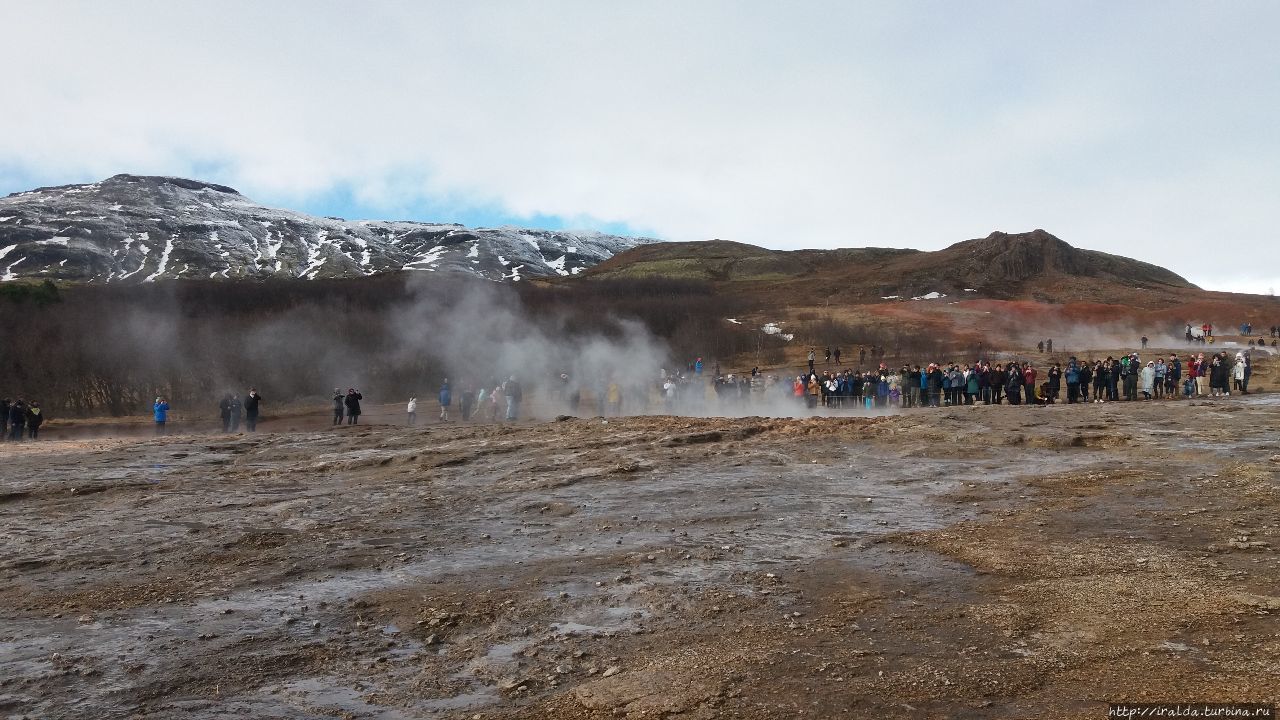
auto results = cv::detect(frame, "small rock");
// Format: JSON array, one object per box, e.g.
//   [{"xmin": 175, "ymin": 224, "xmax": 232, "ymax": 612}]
[{"xmin": 601, "ymin": 666, "xmax": 621, "ymax": 677}]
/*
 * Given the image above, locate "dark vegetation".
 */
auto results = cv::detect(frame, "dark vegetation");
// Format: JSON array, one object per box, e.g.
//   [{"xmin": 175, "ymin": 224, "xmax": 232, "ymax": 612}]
[{"xmin": 0, "ymin": 275, "xmax": 791, "ymax": 417}]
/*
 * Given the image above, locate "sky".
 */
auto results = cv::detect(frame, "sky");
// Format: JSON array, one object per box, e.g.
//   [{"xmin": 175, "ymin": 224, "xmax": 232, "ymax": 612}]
[{"xmin": 2, "ymin": 1, "xmax": 1278, "ymax": 294}]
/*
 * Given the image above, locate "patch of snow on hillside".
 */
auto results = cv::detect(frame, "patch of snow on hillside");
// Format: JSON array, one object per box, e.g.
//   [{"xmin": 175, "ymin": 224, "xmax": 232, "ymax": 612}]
[
  {"xmin": 762, "ymin": 322, "xmax": 794, "ymax": 341},
  {"xmin": 144, "ymin": 234, "xmax": 175, "ymax": 282},
  {"xmin": 0, "ymin": 217, "xmax": 13, "ymax": 223},
  {"xmin": 964, "ymin": 288, "xmax": 977, "ymax": 292},
  {"xmin": 404, "ymin": 245, "xmax": 448, "ymax": 270},
  {"xmin": 911, "ymin": 291, "xmax": 946, "ymax": 300},
  {"xmin": 544, "ymin": 255, "xmax": 569, "ymax": 276},
  {"xmin": 37, "ymin": 237, "xmax": 70, "ymax": 246},
  {"xmin": 108, "ymin": 204, "xmax": 123, "ymax": 211},
  {"xmin": 467, "ymin": 242, "xmax": 479, "ymax": 258},
  {"xmin": 881, "ymin": 295, "xmax": 899, "ymax": 300},
  {"xmin": 497, "ymin": 255, "xmax": 510, "ymax": 267},
  {"xmin": 502, "ymin": 264, "xmax": 525, "ymax": 281},
  {"xmin": 726, "ymin": 318, "xmax": 743, "ymax": 324},
  {"xmin": 119, "ymin": 242, "xmax": 152, "ymax": 280},
  {"xmin": 566, "ymin": 246, "xmax": 577, "ymax": 253},
  {"xmin": 0, "ymin": 244, "xmax": 17, "ymax": 261},
  {"xmin": 2, "ymin": 256, "xmax": 27, "ymax": 281}
]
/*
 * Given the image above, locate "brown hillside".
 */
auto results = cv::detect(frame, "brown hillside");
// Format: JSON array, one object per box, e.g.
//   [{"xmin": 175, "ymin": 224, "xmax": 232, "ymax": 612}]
[{"xmin": 583, "ymin": 230, "xmax": 1199, "ymax": 307}]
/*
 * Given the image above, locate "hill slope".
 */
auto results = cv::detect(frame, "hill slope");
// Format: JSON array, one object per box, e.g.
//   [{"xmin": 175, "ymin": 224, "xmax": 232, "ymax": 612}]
[
  {"xmin": 585, "ymin": 230, "xmax": 1198, "ymax": 305},
  {"xmin": 0, "ymin": 175, "xmax": 653, "ymax": 283}
]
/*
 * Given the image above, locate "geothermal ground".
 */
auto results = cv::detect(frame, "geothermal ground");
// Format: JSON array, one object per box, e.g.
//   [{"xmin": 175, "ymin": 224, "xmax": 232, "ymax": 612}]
[{"xmin": 2, "ymin": 399, "xmax": 1279, "ymax": 719}]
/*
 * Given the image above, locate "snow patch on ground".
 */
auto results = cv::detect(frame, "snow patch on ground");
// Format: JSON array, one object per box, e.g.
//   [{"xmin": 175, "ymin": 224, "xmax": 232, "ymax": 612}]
[
  {"xmin": 0, "ymin": 244, "xmax": 18, "ymax": 261},
  {"xmin": 726, "ymin": 318, "xmax": 743, "ymax": 324},
  {"xmin": 37, "ymin": 237, "xmax": 70, "ymax": 246},
  {"xmin": 964, "ymin": 288, "xmax": 977, "ymax": 292},
  {"xmin": 1, "ymin": 256, "xmax": 27, "ymax": 281},
  {"xmin": 144, "ymin": 235, "xmax": 176, "ymax": 282},
  {"xmin": 912, "ymin": 291, "xmax": 947, "ymax": 300},
  {"xmin": 544, "ymin": 255, "xmax": 569, "ymax": 276},
  {"xmin": 762, "ymin": 322, "xmax": 795, "ymax": 341},
  {"xmin": 881, "ymin": 295, "xmax": 900, "ymax": 300},
  {"xmin": 0, "ymin": 217, "xmax": 14, "ymax": 223}
]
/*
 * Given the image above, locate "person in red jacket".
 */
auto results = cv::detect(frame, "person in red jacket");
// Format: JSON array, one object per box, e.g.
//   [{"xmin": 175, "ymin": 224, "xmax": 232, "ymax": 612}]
[{"xmin": 1023, "ymin": 364, "xmax": 1038, "ymax": 405}]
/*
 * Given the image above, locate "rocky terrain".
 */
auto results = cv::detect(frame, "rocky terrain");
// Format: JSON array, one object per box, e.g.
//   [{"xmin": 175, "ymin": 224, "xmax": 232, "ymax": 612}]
[
  {"xmin": 0, "ymin": 175, "xmax": 653, "ymax": 283},
  {"xmin": 2, "ymin": 395, "xmax": 1277, "ymax": 719}
]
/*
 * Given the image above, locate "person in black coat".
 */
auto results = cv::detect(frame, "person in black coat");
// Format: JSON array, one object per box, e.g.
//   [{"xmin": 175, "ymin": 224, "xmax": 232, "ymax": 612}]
[
  {"xmin": 26, "ymin": 401, "xmax": 44, "ymax": 440},
  {"xmin": 219, "ymin": 393, "xmax": 235, "ymax": 432},
  {"xmin": 243, "ymin": 388, "xmax": 263, "ymax": 432},
  {"xmin": 0, "ymin": 398, "xmax": 9, "ymax": 440},
  {"xmin": 9, "ymin": 400, "xmax": 27, "ymax": 441},
  {"xmin": 344, "ymin": 388, "xmax": 362, "ymax": 425}
]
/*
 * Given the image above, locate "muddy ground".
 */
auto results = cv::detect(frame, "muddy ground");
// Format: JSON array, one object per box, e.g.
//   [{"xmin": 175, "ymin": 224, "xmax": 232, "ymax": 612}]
[{"xmin": 1, "ymin": 397, "xmax": 1278, "ymax": 719}]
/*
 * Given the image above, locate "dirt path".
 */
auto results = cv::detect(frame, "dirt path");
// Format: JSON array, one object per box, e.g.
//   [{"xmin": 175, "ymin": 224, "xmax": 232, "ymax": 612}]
[{"xmin": 1, "ymin": 399, "xmax": 1277, "ymax": 718}]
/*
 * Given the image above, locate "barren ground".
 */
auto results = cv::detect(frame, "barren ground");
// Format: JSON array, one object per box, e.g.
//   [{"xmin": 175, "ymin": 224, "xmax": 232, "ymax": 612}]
[{"xmin": 2, "ymin": 396, "xmax": 1279, "ymax": 719}]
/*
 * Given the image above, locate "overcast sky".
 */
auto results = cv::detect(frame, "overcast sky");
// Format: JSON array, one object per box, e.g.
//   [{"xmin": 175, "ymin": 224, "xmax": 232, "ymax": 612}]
[{"xmin": 3, "ymin": 1, "xmax": 1277, "ymax": 293}]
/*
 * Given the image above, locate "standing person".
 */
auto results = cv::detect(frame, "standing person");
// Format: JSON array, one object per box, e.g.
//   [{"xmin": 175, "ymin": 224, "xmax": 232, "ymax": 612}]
[
  {"xmin": 407, "ymin": 396, "xmax": 418, "ymax": 426},
  {"xmin": 1006, "ymin": 362, "xmax": 1023, "ymax": 405},
  {"xmin": 1065, "ymin": 358, "xmax": 1080, "ymax": 404},
  {"xmin": 1241, "ymin": 352, "xmax": 1252, "ymax": 394},
  {"xmin": 229, "ymin": 393, "xmax": 243, "ymax": 431},
  {"xmin": 9, "ymin": 399, "xmax": 27, "ymax": 441},
  {"xmin": 243, "ymin": 388, "xmax": 263, "ymax": 431},
  {"xmin": 504, "ymin": 376, "xmax": 523, "ymax": 421},
  {"xmin": 332, "ymin": 389, "xmax": 345, "ymax": 425},
  {"xmin": 438, "ymin": 379, "xmax": 452, "ymax": 422},
  {"xmin": 1046, "ymin": 363, "xmax": 1061, "ymax": 403},
  {"xmin": 153, "ymin": 396, "xmax": 170, "ymax": 435},
  {"xmin": 1023, "ymin": 363, "xmax": 1038, "ymax": 405},
  {"xmin": 1141, "ymin": 336, "xmax": 1149, "ymax": 349},
  {"xmin": 807, "ymin": 349, "xmax": 816, "ymax": 375},
  {"xmin": 824, "ymin": 347, "xmax": 831, "ymax": 365},
  {"xmin": 1046, "ymin": 339, "xmax": 1053, "ymax": 354},
  {"xmin": 834, "ymin": 347, "xmax": 842, "ymax": 366},
  {"xmin": 26, "ymin": 401, "xmax": 43, "ymax": 440},
  {"xmin": 461, "ymin": 382, "xmax": 475, "ymax": 421},
  {"xmin": 219, "ymin": 394, "xmax": 234, "ymax": 432},
  {"xmin": 1232, "ymin": 352, "xmax": 1246, "ymax": 394},
  {"xmin": 1077, "ymin": 359, "xmax": 1093, "ymax": 401},
  {"xmin": 1194, "ymin": 353, "xmax": 1208, "ymax": 397},
  {"xmin": 0, "ymin": 398, "xmax": 8, "ymax": 440},
  {"xmin": 1140, "ymin": 361, "xmax": 1156, "ymax": 400},
  {"xmin": 344, "ymin": 388, "xmax": 362, "ymax": 424}
]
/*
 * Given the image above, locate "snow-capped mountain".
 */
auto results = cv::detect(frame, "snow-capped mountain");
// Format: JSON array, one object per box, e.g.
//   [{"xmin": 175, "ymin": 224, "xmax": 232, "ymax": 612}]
[{"xmin": 0, "ymin": 175, "xmax": 655, "ymax": 283}]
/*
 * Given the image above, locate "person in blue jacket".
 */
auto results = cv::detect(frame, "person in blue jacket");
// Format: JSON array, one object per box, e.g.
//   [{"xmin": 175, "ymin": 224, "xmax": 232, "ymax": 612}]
[
  {"xmin": 154, "ymin": 396, "xmax": 170, "ymax": 436},
  {"xmin": 438, "ymin": 379, "xmax": 452, "ymax": 422}
]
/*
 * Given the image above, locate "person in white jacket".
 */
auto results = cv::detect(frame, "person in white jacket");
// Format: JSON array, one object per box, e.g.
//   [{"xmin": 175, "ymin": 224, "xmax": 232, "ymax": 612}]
[
  {"xmin": 407, "ymin": 397, "xmax": 417, "ymax": 426},
  {"xmin": 1233, "ymin": 353, "xmax": 1246, "ymax": 393},
  {"xmin": 1139, "ymin": 362, "xmax": 1156, "ymax": 400}
]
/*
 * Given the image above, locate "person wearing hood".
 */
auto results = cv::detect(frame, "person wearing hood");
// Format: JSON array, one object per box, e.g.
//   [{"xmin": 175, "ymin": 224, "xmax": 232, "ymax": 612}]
[
  {"xmin": 1006, "ymin": 362, "xmax": 1023, "ymax": 406},
  {"xmin": 407, "ymin": 396, "xmax": 418, "ymax": 425},
  {"xmin": 1232, "ymin": 352, "xmax": 1246, "ymax": 393},
  {"xmin": 1140, "ymin": 361, "xmax": 1156, "ymax": 400},
  {"xmin": 332, "ymin": 388, "xmax": 345, "ymax": 425},
  {"xmin": 344, "ymin": 388, "xmax": 362, "ymax": 424},
  {"xmin": 153, "ymin": 397, "xmax": 170, "ymax": 435},
  {"xmin": 438, "ymin": 379, "xmax": 452, "ymax": 422},
  {"xmin": 26, "ymin": 401, "xmax": 44, "ymax": 440},
  {"xmin": 1065, "ymin": 358, "xmax": 1080, "ymax": 403}
]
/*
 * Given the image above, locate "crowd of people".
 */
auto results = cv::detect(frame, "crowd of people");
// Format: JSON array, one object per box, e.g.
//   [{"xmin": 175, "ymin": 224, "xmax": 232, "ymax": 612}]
[
  {"xmin": 1, "ymin": 398, "xmax": 45, "ymax": 441},
  {"xmin": 419, "ymin": 376, "xmax": 525, "ymax": 424},
  {"xmin": 780, "ymin": 348, "xmax": 1255, "ymax": 410}
]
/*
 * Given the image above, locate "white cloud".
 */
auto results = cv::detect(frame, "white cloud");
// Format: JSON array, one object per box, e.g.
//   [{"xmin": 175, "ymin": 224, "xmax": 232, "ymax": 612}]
[{"xmin": 2, "ymin": 1, "xmax": 1278, "ymax": 293}]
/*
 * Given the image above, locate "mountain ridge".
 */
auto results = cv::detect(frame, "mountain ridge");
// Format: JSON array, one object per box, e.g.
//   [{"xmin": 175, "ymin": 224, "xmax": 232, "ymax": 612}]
[{"xmin": 0, "ymin": 174, "xmax": 654, "ymax": 283}]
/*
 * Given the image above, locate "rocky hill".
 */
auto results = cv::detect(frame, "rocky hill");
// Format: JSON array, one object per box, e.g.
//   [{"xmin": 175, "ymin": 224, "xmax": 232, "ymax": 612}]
[
  {"xmin": 0, "ymin": 175, "xmax": 653, "ymax": 283},
  {"xmin": 585, "ymin": 230, "xmax": 1198, "ymax": 305}
]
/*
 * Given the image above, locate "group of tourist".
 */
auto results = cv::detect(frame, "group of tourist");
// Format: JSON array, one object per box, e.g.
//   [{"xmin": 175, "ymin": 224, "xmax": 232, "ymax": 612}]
[
  {"xmin": 784, "ymin": 349, "xmax": 1253, "ymax": 410},
  {"xmin": 0, "ymin": 398, "xmax": 44, "ymax": 441},
  {"xmin": 419, "ymin": 376, "xmax": 524, "ymax": 424}
]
